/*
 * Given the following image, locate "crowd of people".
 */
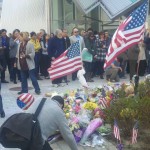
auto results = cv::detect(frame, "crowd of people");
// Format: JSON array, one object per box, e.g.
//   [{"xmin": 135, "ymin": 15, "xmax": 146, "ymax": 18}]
[
  {"xmin": 0, "ymin": 27, "xmax": 149, "ymax": 89},
  {"xmin": 0, "ymin": 27, "xmax": 150, "ymax": 150}
]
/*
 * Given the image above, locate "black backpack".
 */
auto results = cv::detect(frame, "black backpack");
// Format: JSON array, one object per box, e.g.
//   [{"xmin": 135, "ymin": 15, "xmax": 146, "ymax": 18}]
[{"xmin": 0, "ymin": 98, "xmax": 46, "ymax": 150}]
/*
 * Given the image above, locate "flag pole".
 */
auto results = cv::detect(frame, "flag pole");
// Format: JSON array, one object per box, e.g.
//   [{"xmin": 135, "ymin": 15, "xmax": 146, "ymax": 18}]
[{"xmin": 146, "ymin": 0, "xmax": 149, "ymax": 30}]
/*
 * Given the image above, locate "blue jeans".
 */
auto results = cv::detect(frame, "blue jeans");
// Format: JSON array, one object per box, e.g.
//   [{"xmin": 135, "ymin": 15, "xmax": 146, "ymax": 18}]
[
  {"xmin": 20, "ymin": 69, "xmax": 40, "ymax": 93},
  {"xmin": 0, "ymin": 55, "xmax": 6, "ymax": 81},
  {"xmin": 34, "ymin": 52, "xmax": 41, "ymax": 76},
  {"xmin": 0, "ymin": 79, "xmax": 4, "ymax": 114}
]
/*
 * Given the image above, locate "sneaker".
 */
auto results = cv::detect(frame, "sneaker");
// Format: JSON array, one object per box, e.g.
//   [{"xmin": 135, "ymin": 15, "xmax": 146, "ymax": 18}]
[
  {"xmin": 37, "ymin": 76, "xmax": 43, "ymax": 80},
  {"xmin": 35, "ymin": 91, "xmax": 41, "ymax": 95},
  {"xmin": 45, "ymin": 76, "xmax": 50, "ymax": 79},
  {"xmin": 1, "ymin": 80, "xmax": 9, "ymax": 83},
  {"xmin": 14, "ymin": 81, "xmax": 17, "ymax": 84},
  {"xmin": 18, "ymin": 91, "xmax": 23, "ymax": 95}
]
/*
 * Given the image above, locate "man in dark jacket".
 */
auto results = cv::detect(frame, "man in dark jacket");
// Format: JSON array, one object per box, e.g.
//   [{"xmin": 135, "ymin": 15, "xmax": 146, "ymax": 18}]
[
  {"xmin": 48, "ymin": 29, "xmax": 66, "ymax": 87},
  {"xmin": 1, "ymin": 29, "xmax": 10, "ymax": 83},
  {"xmin": 144, "ymin": 33, "xmax": 150, "ymax": 73}
]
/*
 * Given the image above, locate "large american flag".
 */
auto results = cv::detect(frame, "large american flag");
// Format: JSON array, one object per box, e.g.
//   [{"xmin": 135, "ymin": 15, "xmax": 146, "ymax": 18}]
[
  {"xmin": 48, "ymin": 41, "xmax": 82, "ymax": 80},
  {"xmin": 104, "ymin": 0, "xmax": 148, "ymax": 69},
  {"xmin": 114, "ymin": 120, "xmax": 121, "ymax": 141},
  {"xmin": 132, "ymin": 121, "xmax": 139, "ymax": 144}
]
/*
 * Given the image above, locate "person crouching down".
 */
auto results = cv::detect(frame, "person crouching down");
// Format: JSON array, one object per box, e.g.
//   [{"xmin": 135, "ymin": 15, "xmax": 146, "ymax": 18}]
[
  {"xmin": 15, "ymin": 32, "xmax": 41, "ymax": 95},
  {"xmin": 105, "ymin": 58, "xmax": 122, "ymax": 82},
  {"xmin": 27, "ymin": 96, "xmax": 78, "ymax": 150}
]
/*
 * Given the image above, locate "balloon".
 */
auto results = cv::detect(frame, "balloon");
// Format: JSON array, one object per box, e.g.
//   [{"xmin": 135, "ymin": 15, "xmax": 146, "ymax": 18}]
[
  {"xmin": 17, "ymin": 93, "xmax": 34, "ymax": 110},
  {"xmin": 80, "ymin": 118, "xmax": 103, "ymax": 144}
]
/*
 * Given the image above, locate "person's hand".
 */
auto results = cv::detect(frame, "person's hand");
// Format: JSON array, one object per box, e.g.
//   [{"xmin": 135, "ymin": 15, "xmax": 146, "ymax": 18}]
[
  {"xmin": 21, "ymin": 53, "xmax": 26, "ymax": 58},
  {"xmin": 119, "ymin": 67, "xmax": 122, "ymax": 72},
  {"xmin": 14, "ymin": 63, "xmax": 17, "ymax": 68},
  {"xmin": 52, "ymin": 57, "xmax": 55, "ymax": 61},
  {"xmin": 94, "ymin": 55, "xmax": 97, "ymax": 58},
  {"xmin": 14, "ymin": 37, "xmax": 19, "ymax": 42}
]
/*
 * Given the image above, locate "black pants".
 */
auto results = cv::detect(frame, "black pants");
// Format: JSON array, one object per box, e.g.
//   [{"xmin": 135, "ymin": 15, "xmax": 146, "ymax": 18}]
[
  {"xmin": 10, "ymin": 57, "xmax": 21, "ymax": 82},
  {"xmin": 42, "ymin": 141, "xmax": 53, "ymax": 150},
  {"xmin": 52, "ymin": 78, "xmax": 62, "ymax": 84},
  {"xmin": 83, "ymin": 61, "xmax": 92, "ymax": 73},
  {"xmin": 40, "ymin": 54, "xmax": 50, "ymax": 77},
  {"xmin": 129, "ymin": 60, "xmax": 137, "ymax": 80},
  {"xmin": 0, "ymin": 55, "xmax": 6, "ymax": 81},
  {"xmin": 4, "ymin": 51, "xmax": 11, "ymax": 79},
  {"xmin": 119, "ymin": 60, "xmax": 127, "ymax": 78},
  {"xmin": 72, "ymin": 71, "xmax": 77, "ymax": 81},
  {"xmin": 95, "ymin": 61, "xmax": 105, "ymax": 75},
  {"xmin": 138, "ymin": 60, "xmax": 147, "ymax": 76}
]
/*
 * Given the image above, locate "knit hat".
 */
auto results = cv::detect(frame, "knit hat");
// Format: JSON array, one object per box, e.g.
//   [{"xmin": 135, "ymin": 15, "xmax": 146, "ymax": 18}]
[
  {"xmin": 52, "ymin": 95, "xmax": 64, "ymax": 109},
  {"xmin": 17, "ymin": 93, "xmax": 34, "ymax": 110}
]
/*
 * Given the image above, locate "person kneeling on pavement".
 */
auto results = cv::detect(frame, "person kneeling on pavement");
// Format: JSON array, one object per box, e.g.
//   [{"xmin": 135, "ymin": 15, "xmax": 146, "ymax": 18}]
[
  {"xmin": 105, "ymin": 58, "xmax": 122, "ymax": 82},
  {"xmin": 27, "ymin": 95, "xmax": 78, "ymax": 150}
]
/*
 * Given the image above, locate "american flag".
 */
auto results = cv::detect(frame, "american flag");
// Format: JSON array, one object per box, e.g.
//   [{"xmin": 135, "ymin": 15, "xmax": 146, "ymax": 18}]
[
  {"xmin": 48, "ymin": 41, "xmax": 82, "ymax": 80},
  {"xmin": 132, "ymin": 121, "xmax": 139, "ymax": 144},
  {"xmin": 99, "ymin": 97, "xmax": 108, "ymax": 109},
  {"xmin": 104, "ymin": 0, "xmax": 148, "ymax": 69},
  {"xmin": 114, "ymin": 120, "xmax": 121, "ymax": 141}
]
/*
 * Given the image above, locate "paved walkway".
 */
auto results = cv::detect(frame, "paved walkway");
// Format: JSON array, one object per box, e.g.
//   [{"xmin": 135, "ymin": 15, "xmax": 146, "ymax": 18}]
[{"xmin": 0, "ymin": 74, "xmax": 134, "ymax": 150}]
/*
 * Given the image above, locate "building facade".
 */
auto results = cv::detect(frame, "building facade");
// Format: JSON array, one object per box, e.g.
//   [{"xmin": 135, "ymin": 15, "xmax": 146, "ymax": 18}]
[{"xmin": 0, "ymin": 0, "xmax": 149, "ymax": 34}]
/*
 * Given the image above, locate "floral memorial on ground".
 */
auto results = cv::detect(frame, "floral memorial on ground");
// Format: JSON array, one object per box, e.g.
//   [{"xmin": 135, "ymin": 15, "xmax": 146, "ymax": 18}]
[{"xmin": 46, "ymin": 76, "xmax": 150, "ymax": 149}]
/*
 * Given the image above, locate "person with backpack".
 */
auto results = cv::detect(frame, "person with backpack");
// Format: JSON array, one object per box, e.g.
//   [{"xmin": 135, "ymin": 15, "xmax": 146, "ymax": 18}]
[
  {"xmin": 0, "ymin": 96, "xmax": 78, "ymax": 150},
  {"xmin": 27, "ymin": 95, "xmax": 78, "ymax": 150}
]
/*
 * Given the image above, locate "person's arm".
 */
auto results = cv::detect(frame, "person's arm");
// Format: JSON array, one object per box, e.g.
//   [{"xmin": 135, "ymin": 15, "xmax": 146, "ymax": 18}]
[
  {"xmin": 26, "ymin": 43, "xmax": 35, "ymax": 59},
  {"xmin": 9, "ymin": 38, "xmax": 16, "ymax": 48},
  {"xmin": 55, "ymin": 111, "xmax": 78, "ymax": 150},
  {"xmin": 48, "ymin": 38, "xmax": 56, "ymax": 60},
  {"xmin": 40, "ymin": 41, "xmax": 47, "ymax": 52},
  {"xmin": 67, "ymin": 37, "xmax": 71, "ymax": 47},
  {"xmin": 111, "ymin": 63, "xmax": 122, "ymax": 72},
  {"xmin": 81, "ymin": 37, "xmax": 85, "ymax": 50}
]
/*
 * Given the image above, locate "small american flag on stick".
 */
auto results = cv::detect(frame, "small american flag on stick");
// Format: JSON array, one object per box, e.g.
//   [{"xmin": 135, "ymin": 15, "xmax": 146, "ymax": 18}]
[
  {"xmin": 132, "ymin": 121, "xmax": 139, "ymax": 144},
  {"xmin": 48, "ymin": 41, "xmax": 82, "ymax": 80},
  {"xmin": 114, "ymin": 119, "xmax": 121, "ymax": 141},
  {"xmin": 99, "ymin": 97, "xmax": 108, "ymax": 109}
]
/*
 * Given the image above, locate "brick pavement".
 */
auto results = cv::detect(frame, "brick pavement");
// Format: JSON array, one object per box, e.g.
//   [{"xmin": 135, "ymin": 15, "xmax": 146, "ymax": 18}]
[{"xmin": 0, "ymin": 74, "xmax": 133, "ymax": 150}]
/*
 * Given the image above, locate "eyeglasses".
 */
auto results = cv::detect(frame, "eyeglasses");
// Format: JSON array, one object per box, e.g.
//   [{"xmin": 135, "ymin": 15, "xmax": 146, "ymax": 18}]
[
  {"xmin": 90, "ymin": 36, "xmax": 94, "ymax": 38},
  {"xmin": 74, "ymin": 31, "xmax": 79, "ymax": 33}
]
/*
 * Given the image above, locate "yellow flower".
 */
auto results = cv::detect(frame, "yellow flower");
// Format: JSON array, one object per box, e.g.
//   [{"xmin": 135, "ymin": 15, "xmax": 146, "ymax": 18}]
[{"xmin": 83, "ymin": 102, "xmax": 98, "ymax": 110}]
